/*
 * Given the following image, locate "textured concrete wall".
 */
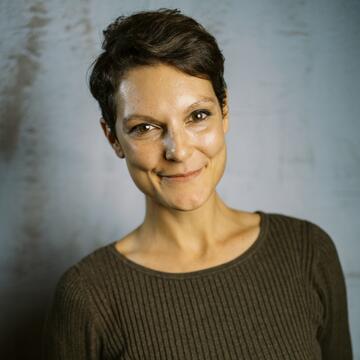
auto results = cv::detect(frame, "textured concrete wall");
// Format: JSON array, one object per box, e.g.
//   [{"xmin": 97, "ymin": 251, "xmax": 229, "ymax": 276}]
[{"xmin": 1, "ymin": 0, "xmax": 359, "ymax": 358}]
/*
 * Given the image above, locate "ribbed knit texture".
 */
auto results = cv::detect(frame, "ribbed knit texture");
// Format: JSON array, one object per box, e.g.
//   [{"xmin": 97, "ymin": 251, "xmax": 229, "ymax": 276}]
[{"xmin": 42, "ymin": 211, "xmax": 353, "ymax": 359}]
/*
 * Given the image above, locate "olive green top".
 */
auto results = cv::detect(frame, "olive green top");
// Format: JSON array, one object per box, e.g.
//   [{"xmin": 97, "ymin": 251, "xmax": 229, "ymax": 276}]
[{"xmin": 42, "ymin": 211, "xmax": 353, "ymax": 359}]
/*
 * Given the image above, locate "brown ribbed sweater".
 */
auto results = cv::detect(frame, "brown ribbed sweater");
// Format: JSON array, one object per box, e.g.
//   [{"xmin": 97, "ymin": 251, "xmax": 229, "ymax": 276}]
[{"xmin": 42, "ymin": 211, "xmax": 353, "ymax": 359}]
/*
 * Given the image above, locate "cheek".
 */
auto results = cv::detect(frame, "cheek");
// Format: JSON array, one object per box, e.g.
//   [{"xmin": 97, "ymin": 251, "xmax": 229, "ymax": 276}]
[
  {"xmin": 124, "ymin": 141, "xmax": 160, "ymax": 170},
  {"xmin": 198, "ymin": 127, "xmax": 225, "ymax": 158}
]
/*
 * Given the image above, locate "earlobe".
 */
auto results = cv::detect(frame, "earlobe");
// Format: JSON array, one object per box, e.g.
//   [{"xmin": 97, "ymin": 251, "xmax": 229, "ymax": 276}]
[
  {"xmin": 99, "ymin": 118, "xmax": 125, "ymax": 159},
  {"xmin": 100, "ymin": 118, "xmax": 115, "ymax": 143},
  {"xmin": 223, "ymin": 113, "xmax": 229, "ymax": 134},
  {"xmin": 222, "ymin": 92, "xmax": 229, "ymax": 134},
  {"xmin": 114, "ymin": 144, "xmax": 125, "ymax": 159}
]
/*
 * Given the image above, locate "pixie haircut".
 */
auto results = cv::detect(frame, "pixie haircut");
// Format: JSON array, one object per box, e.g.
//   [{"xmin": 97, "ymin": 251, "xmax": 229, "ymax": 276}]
[{"xmin": 88, "ymin": 8, "xmax": 227, "ymax": 140}]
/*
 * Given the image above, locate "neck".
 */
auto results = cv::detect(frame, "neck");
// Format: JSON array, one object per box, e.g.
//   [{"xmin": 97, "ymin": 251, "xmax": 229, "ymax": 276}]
[{"xmin": 136, "ymin": 191, "xmax": 238, "ymax": 257}]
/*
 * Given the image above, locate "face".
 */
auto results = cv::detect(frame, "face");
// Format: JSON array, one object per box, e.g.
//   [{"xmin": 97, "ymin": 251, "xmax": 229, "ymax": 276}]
[{"xmin": 101, "ymin": 63, "xmax": 229, "ymax": 211}]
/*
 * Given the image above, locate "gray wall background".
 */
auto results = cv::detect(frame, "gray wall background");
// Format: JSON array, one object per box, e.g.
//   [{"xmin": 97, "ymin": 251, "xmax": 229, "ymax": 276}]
[{"xmin": 1, "ymin": 0, "xmax": 359, "ymax": 358}]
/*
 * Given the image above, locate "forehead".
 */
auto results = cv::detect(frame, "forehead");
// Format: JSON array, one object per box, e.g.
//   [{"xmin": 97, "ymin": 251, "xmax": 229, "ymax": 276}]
[{"xmin": 116, "ymin": 64, "xmax": 216, "ymax": 115}]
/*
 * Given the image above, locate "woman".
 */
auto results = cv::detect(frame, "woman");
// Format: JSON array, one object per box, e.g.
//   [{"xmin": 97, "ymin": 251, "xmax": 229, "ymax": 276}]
[{"xmin": 42, "ymin": 8, "xmax": 353, "ymax": 359}]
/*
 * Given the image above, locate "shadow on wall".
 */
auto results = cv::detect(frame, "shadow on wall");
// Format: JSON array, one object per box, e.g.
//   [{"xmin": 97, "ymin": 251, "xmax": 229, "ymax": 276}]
[
  {"xmin": 1, "ymin": 302, "xmax": 47, "ymax": 359},
  {"xmin": 0, "ymin": 3, "xmax": 54, "ymax": 357},
  {"xmin": 0, "ymin": 243, "xmax": 81, "ymax": 359}
]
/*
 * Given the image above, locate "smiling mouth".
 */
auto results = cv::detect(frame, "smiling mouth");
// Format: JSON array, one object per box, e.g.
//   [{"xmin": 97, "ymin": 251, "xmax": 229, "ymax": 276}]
[{"xmin": 159, "ymin": 167, "xmax": 204, "ymax": 182}]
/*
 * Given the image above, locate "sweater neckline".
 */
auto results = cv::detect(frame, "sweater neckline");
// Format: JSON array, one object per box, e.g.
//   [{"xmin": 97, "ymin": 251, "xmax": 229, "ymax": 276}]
[{"xmin": 109, "ymin": 210, "xmax": 268, "ymax": 279}]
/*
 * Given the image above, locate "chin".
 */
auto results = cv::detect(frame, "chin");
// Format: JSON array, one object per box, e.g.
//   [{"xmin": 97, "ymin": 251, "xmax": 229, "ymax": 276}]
[
  {"xmin": 160, "ymin": 187, "xmax": 213, "ymax": 211},
  {"xmin": 168, "ymin": 201, "xmax": 204, "ymax": 212}
]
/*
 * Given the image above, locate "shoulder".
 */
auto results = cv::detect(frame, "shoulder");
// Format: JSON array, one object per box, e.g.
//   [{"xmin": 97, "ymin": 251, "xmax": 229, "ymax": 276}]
[
  {"xmin": 264, "ymin": 211, "xmax": 339, "ymax": 264},
  {"xmin": 75, "ymin": 242, "xmax": 117, "ymax": 277},
  {"xmin": 265, "ymin": 211, "xmax": 310, "ymax": 250},
  {"xmin": 269, "ymin": 211, "xmax": 344, "ymax": 270},
  {"xmin": 262, "ymin": 212, "xmax": 347, "ymax": 302},
  {"xmin": 266, "ymin": 210, "xmax": 308, "ymax": 230},
  {"xmin": 266, "ymin": 211, "xmax": 333, "ymax": 245},
  {"xmin": 304, "ymin": 219, "xmax": 339, "ymax": 260},
  {"xmin": 60, "ymin": 243, "xmax": 121, "ymax": 288},
  {"xmin": 43, "ymin": 248, "xmax": 116, "ymax": 359},
  {"xmin": 304, "ymin": 219, "xmax": 344, "ymax": 277},
  {"xmin": 54, "ymin": 243, "xmax": 119, "ymax": 302}
]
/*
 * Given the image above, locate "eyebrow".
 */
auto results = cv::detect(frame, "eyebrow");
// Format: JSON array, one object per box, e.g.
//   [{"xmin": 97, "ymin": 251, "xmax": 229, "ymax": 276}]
[{"xmin": 122, "ymin": 97, "xmax": 217, "ymax": 124}]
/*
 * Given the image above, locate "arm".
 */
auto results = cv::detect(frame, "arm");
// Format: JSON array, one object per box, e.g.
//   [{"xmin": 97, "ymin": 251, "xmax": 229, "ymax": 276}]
[
  {"xmin": 309, "ymin": 222, "xmax": 353, "ymax": 359},
  {"xmin": 41, "ymin": 266, "xmax": 102, "ymax": 359}
]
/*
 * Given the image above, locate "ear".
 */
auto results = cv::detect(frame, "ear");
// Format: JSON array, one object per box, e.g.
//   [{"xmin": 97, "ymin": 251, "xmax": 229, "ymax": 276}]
[
  {"xmin": 222, "ymin": 91, "xmax": 229, "ymax": 134},
  {"xmin": 100, "ymin": 118, "xmax": 125, "ymax": 159}
]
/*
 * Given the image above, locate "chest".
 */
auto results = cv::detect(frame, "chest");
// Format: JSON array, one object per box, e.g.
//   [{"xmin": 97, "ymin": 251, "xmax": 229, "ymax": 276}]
[{"xmin": 102, "ymin": 260, "xmax": 324, "ymax": 359}]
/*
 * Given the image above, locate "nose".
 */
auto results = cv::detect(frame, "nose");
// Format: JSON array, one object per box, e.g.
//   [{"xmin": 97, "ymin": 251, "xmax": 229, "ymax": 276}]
[{"xmin": 164, "ymin": 127, "xmax": 192, "ymax": 161}]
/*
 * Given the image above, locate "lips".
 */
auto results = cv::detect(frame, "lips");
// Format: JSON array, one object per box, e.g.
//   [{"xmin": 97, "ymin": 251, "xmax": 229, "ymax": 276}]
[
  {"xmin": 159, "ymin": 167, "xmax": 203, "ymax": 182},
  {"xmin": 165, "ymin": 169, "xmax": 201, "ymax": 177}
]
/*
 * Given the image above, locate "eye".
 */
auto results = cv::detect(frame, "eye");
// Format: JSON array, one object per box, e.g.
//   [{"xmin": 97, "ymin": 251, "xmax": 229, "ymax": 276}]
[
  {"xmin": 191, "ymin": 109, "xmax": 211, "ymax": 122},
  {"xmin": 130, "ymin": 123, "xmax": 156, "ymax": 136}
]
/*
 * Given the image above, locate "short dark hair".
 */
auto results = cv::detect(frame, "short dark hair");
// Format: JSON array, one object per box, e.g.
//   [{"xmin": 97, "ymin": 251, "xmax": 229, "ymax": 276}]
[{"xmin": 88, "ymin": 8, "xmax": 227, "ymax": 140}]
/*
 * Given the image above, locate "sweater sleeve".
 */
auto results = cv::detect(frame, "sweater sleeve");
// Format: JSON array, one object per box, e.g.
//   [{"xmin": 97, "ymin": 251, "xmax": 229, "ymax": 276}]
[
  {"xmin": 41, "ymin": 265, "xmax": 103, "ymax": 360},
  {"xmin": 309, "ymin": 221, "xmax": 353, "ymax": 359}
]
